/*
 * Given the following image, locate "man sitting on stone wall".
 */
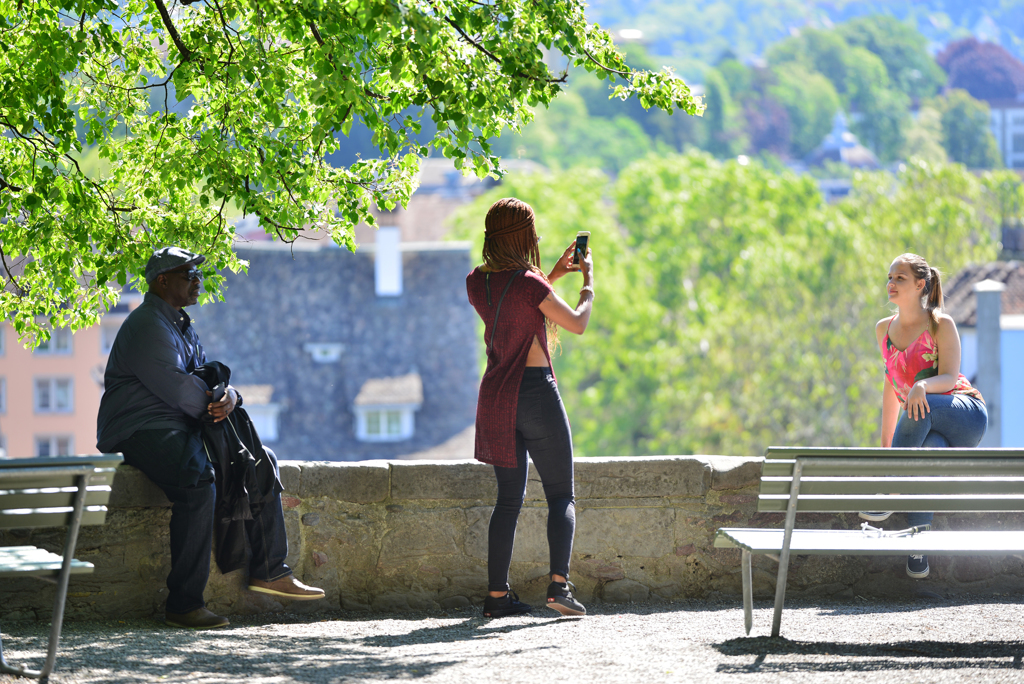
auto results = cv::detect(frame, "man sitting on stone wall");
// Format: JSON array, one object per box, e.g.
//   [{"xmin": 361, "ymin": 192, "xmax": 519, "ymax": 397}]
[{"xmin": 97, "ymin": 246, "xmax": 324, "ymax": 629}]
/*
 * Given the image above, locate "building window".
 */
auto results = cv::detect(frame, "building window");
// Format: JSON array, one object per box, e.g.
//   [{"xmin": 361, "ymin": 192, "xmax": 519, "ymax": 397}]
[
  {"xmin": 0, "ymin": 433, "xmax": 6, "ymax": 459},
  {"xmin": 35, "ymin": 377, "xmax": 73, "ymax": 413},
  {"xmin": 35, "ymin": 435, "xmax": 73, "ymax": 457},
  {"xmin": 34, "ymin": 328, "xmax": 72, "ymax": 355},
  {"xmin": 0, "ymin": 324, "xmax": 5, "ymax": 356},
  {"xmin": 353, "ymin": 373, "xmax": 422, "ymax": 443},
  {"xmin": 0, "ymin": 377, "xmax": 6, "ymax": 414},
  {"xmin": 235, "ymin": 385, "xmax": 282, "ymax": 443},
  {"xmin": 356, "ymin": 408, "xmax": 415, "ymax": 441},
  {"xmin": 366, "ymin": 409, "xmax": 404, "ymax": 437},
  {"xmin": 101, "ymin": 321, "xmax": 122, "ymax": 354}
]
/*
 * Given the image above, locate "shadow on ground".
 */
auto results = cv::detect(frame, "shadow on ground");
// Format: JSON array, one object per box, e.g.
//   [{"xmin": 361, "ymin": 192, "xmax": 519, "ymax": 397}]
[{"xmin": 715, "ymin": 637, "xmax": 1024, "ymax": 674}]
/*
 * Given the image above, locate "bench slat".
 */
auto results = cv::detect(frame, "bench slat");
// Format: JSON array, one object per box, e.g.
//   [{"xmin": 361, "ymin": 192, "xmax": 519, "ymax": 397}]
[
  {"xmin": 761, "ymin": 459, "xmax": 1024, "ymax": 478},
  {"xmin": 0, "ymin": 546, "xmax": 95, "ymax": 577},
  {"xmin": 757, "ymin": 493, "xmax": 1024, "ymax": 513},
  {"xmin": 0, "ymin": 487, "xmax": 113, "ymax": 511},
  {"xmin": 715, "ymin": 528, "xmax": 1024, "ymax": 555},
  {"xmin": 0, "ymin": 471, "xmax": 117, "ymax": 491},
  {"xmin": 0, "ymin": 506, "xmax": 110, "ymax": 529},
  {"xmin": 759, "ymin": 477, "xmax": 1024, "ymax": 497},
  {"xmin": 764, "ymin": 446, "xmax": 1024, "ymax": 460}
]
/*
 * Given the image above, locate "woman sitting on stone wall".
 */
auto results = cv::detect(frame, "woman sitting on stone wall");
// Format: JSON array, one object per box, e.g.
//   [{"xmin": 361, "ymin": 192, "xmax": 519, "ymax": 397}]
[
  {"xmin": 864, "ymin": 253, "xmax": 988, "ymax": 579},
  {"xmin": 466, "ymin": 197, "xmax": 594, "ymax": 618}
]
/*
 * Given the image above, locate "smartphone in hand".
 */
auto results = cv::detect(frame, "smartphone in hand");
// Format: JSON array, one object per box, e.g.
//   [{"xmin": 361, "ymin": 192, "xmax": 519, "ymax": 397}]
[
  {"xmin": 211, "ymin": 382, "xmax": 226, "ymax": 403},
  {"xmin": 574, "ymin": 231, "xmax": 590, "ymax": 266}
]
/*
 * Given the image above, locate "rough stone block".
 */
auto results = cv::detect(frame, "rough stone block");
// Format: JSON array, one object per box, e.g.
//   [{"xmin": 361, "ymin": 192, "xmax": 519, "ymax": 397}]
[
  {"xmin": 507, "ymin": 506, "xmax": 549, "ymax": 563},
  {"xmin": 279, "ymin": 463, "xmax": 301, "ymax": 493},
  {"xmin": 574, "ymin": 507, "xmax": 675, "ymax": 557},
  {"xmin": 705, "ymin": 456, "xmax": 762, "ymax": 491},
  {"xmin": 603, "ymin": 579, "xmax": 650, "ymax": 603},
  {"xmin": 107, "ymin": 465, "xmax": 171, "ymax": 508},
  {"xmin": 390, "ymin": 460, "xmax": 496, "ymax": 501},
  {"xmin": 576, "ymin": 457, "xmax": 711, "ymax": 499},
  {"xmin": 296, "ymin": 460, "xmax": 389, "ymax": 502},
  {"xmin": 378, "ymin": 508, "xmax": 464, "ymax": 562}
]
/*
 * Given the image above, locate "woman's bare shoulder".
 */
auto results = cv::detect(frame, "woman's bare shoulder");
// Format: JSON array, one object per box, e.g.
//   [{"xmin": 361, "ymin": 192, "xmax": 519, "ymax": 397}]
[{"xmin": 875, "ymin": 315, "xmax": 895, "ymax": 333}]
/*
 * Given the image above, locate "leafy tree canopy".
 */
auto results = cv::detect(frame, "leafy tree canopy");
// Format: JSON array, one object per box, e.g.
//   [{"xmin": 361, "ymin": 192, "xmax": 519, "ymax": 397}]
[
  {"xmin": 0, "ymin": 0, "xmax": 702, "ymax": 346},
  {"xmin": 932, "ymin": 89, "xmax": 1002, "ymax": 168}
]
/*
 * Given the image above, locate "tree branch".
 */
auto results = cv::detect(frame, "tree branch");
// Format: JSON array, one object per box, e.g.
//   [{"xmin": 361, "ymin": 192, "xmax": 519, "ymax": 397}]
[
  {"xmin": 0, "ymin": 175, "xmax": 23, "ymax": 193},
  {"xmin": 0, "ymin": 243, "xmax": 26, "ymax": 296},
  {"xmin": 582, "ymin": 47, "xmax": 631, "ymax": 76},
  {"xmin": 152, "ymin": 0, "xmax": 194, "ymax": 62}
]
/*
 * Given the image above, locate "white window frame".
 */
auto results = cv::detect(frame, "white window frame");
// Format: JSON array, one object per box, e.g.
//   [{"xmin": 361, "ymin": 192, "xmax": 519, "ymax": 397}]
[
  {"xmin": 34, "ymin": 377, "xmax": 74, "ymax": 414},
  {"xmin": 100, "ymin": 315, "xmax": 126, "ymax": 355},
  {"xmin": 34, "ymin": 327, "xmax": 72, "ymax": 355},
  {"xmin": 354, "ymin": 405, "xmax": 417, "ymax": 442},
  {"xmin": 35, "ymin": 435, "xmax": 74, "ymax": 457}
]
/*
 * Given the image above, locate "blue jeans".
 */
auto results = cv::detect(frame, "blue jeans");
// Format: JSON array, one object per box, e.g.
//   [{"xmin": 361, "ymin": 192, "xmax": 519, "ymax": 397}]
[
  {"xmin": 119, "ymin": 428, "xmax": 291, "ymax": 613},
  {"xmin": 488, "ymin": 368, "xmax": 576, "ymax": 592},
  {"xmin": 892, "ymin": 393, "xmax": 988, "ymax": 527}
]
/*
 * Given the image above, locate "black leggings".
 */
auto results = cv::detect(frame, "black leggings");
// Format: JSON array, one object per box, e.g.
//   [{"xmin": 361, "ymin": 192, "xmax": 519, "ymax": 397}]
[{"xmin": 488, "ymin": 367, "xmax": 576, "ymax": 592}]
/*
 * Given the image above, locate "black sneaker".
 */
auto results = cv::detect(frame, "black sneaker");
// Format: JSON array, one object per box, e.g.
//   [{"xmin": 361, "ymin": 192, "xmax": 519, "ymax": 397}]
[
  {"xmin": 482, "ymin": 590, "xmax": 532, "ymax": 618},
  {"xmin": 858, "ymin": 511, "xmax": 893, "ymax": 522},
  {"xmin": 907, "ymin": 554, "xmax": 930, "ymax": 579},
  {"xmin": 546, "ymin": 581, "xmax": 586, "ymax": 616}
]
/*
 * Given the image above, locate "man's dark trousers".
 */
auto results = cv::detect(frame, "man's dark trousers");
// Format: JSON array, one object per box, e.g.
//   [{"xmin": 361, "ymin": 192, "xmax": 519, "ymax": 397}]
[{"xmin": 117, "ymin": 428, "xmax": 290, "ymax": 614}]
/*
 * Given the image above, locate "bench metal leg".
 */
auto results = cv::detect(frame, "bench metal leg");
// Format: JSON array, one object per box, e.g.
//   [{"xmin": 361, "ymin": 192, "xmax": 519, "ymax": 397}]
[
  {"xmin": 0, "ymin": 473, "xmax": 89, "ymax": 683},
  {"xmin": 742, "ymin": 549, "xmax": 753, "ymax": 635},
  {"xmin": 771, "ymin": 459, "xmax": 803, "ymax": 638}
]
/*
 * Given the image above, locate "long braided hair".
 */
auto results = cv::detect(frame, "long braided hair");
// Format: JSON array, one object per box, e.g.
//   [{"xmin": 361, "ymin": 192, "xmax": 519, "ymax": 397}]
[{"xmin": 481, "ymin": 197, "xmax": 558, "ymax": 351}]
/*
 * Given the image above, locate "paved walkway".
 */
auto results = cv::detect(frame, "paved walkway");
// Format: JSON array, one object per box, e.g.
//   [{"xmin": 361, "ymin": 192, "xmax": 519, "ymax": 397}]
[{"xmin": 2, "ymin": 598, "xmax": 1023, "ymax": 683}]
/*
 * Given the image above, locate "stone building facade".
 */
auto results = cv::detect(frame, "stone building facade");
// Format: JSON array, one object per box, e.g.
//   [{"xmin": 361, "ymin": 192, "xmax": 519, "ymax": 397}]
[{"xmin": 188, "ymin": 240, "xmax": 480, "ymax": 461}]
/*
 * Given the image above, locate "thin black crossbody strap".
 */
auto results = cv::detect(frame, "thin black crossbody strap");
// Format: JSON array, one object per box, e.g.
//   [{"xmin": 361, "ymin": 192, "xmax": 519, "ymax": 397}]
[{"xmin": 486, "ymin": 270, "xmax": 523, "ymax": 356}]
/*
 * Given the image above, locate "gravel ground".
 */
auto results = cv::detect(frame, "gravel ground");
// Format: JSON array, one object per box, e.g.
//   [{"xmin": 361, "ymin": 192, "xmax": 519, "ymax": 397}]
[{"xmin": 2, "ymin": 597, "xmax": 1023, "ymax": 684}]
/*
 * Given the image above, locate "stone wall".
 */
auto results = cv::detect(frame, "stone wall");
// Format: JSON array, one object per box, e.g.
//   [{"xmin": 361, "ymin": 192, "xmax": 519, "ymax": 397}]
[{"xmin": 3, "ymin": 456, "xmax": 1024, "ymax": 621}]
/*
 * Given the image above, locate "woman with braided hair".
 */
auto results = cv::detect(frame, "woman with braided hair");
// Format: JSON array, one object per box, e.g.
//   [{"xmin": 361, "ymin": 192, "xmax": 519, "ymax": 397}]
[
  {"xmin": 864, "ymin": 253, "xmax": 987, "ymax": 579},
  {"xmin": 466, "ymin": 197, "xmax": 594, "ymax": 618}
]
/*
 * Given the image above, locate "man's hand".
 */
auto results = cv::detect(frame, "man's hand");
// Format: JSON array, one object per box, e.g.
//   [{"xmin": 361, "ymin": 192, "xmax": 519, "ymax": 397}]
[{"xmin": 207, "ymin": 387, "xmax": 238, "ymax": 422}]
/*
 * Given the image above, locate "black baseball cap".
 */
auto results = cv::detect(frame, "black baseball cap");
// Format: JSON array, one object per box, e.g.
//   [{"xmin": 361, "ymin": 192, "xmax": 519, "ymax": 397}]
[{"xmin": 144, "ymin": 247, "xmax": 206, "ymax": 283}]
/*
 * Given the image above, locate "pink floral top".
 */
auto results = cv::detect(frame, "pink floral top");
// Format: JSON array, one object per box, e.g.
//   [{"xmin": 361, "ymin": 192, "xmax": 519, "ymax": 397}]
[{"xmin": 882, "ymin": 316, "xmax": 984, "ymax": 406}]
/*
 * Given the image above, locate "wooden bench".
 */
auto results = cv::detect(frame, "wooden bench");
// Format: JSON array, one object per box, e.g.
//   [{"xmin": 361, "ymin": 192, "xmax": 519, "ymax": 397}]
[
  {"xmin": 714, "ymin": 446, "xmax": 1024, "ymax": 638},
  {"xmin": 0, "ymin": 454, "xmax": 122, "ymax": 683}
]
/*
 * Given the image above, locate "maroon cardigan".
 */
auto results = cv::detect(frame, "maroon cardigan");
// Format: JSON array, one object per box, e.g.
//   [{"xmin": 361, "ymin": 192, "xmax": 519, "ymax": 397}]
[{"xmin": 467, "ymin": 267, "xmax": 554, "ymax": 467}]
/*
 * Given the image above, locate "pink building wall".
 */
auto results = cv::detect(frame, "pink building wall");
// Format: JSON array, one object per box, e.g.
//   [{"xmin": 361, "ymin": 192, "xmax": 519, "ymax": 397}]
[{"xmin": 0, "ymin": 319, "xmax": 119, "ymax": 459}]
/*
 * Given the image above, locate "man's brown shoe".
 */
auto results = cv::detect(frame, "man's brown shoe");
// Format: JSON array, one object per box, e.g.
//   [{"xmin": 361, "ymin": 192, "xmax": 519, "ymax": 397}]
[
  {"xmin": 248, "ymin": 575, "xmax": 325, "ymax": 600},
  {"xmin": 165, "ymin": 608, "xmax": 230, "ymax": 629}
]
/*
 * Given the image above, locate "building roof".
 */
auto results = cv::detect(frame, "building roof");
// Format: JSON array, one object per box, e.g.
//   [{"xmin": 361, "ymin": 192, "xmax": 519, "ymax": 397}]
[
  {"xmin": 806, "ymin": 111, "xmax": 880, "ymax": 170},
  {"xmin": 187, "ymin": 243, "xmax": 480, "ymax": 461},
  {"xmin": 236, "ymin": 385, "xmax": 274, "ymax": 405},
  {"xmin": 943, "ymin": 261, "xmax": 1024, "ymax": 326},
  {"xmin": 354, "ymin": 373, "xmax": 423, "ymax": 407}
]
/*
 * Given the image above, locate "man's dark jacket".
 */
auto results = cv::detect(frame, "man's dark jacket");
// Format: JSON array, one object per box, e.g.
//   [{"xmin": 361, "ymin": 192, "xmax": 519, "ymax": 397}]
[{"xmin": 193, "ymin": 361, "xmax": 284, "ymax": 573}]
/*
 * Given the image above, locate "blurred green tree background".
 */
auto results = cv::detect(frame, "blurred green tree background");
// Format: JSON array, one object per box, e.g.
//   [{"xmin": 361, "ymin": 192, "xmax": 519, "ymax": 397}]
[{"xmin": 452, "ymin": 156, "xmax": 1014, "ymax": 455}]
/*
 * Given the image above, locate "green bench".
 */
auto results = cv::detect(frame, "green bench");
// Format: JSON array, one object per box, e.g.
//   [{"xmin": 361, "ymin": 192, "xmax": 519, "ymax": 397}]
[
  {"xmin": 0, "ymin": 454, "xmax": 122, "ymax": 683},
  {"xmin": 714, "ymin": 446, "xmax": 1024, "ymax": 638}
]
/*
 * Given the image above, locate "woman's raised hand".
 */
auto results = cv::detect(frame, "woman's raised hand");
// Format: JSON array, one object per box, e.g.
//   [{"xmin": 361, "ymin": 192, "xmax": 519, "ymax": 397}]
[
  {"xmin": 577, "ymin": 245, "xmax": 593, "ymax": 283},
  {"xmin": 548, "ymin": 240, "xmax": 577, "ymax": 283}
]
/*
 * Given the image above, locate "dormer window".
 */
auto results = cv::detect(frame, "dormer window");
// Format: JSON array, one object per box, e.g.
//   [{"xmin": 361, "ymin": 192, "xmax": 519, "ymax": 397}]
[{"xmin": 353, "ymin": 373, "xmax": 422, "ymax": 442}]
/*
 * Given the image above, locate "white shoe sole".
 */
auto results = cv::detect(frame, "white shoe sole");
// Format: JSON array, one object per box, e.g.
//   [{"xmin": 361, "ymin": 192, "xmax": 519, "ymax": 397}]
[
  {"xmin": 546, "ymin": 598, "xmax": 586, "ymax": 616},
  {"xmin": 248, "ymin": 585, "xmax": 326, "ymax": 600},
  {"xmin": 858, "ymin": 511, "xmax": 893, "ymax": 522},
  {"xmin": 907, "ymin": 566, "xmax": 930, "ymax": 579}
]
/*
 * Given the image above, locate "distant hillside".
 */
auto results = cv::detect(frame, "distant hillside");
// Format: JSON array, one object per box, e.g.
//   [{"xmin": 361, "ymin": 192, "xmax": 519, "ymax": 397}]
[{"xmin": 584, "ymin": 0, "xmax": 1024, "ymax": 78}]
